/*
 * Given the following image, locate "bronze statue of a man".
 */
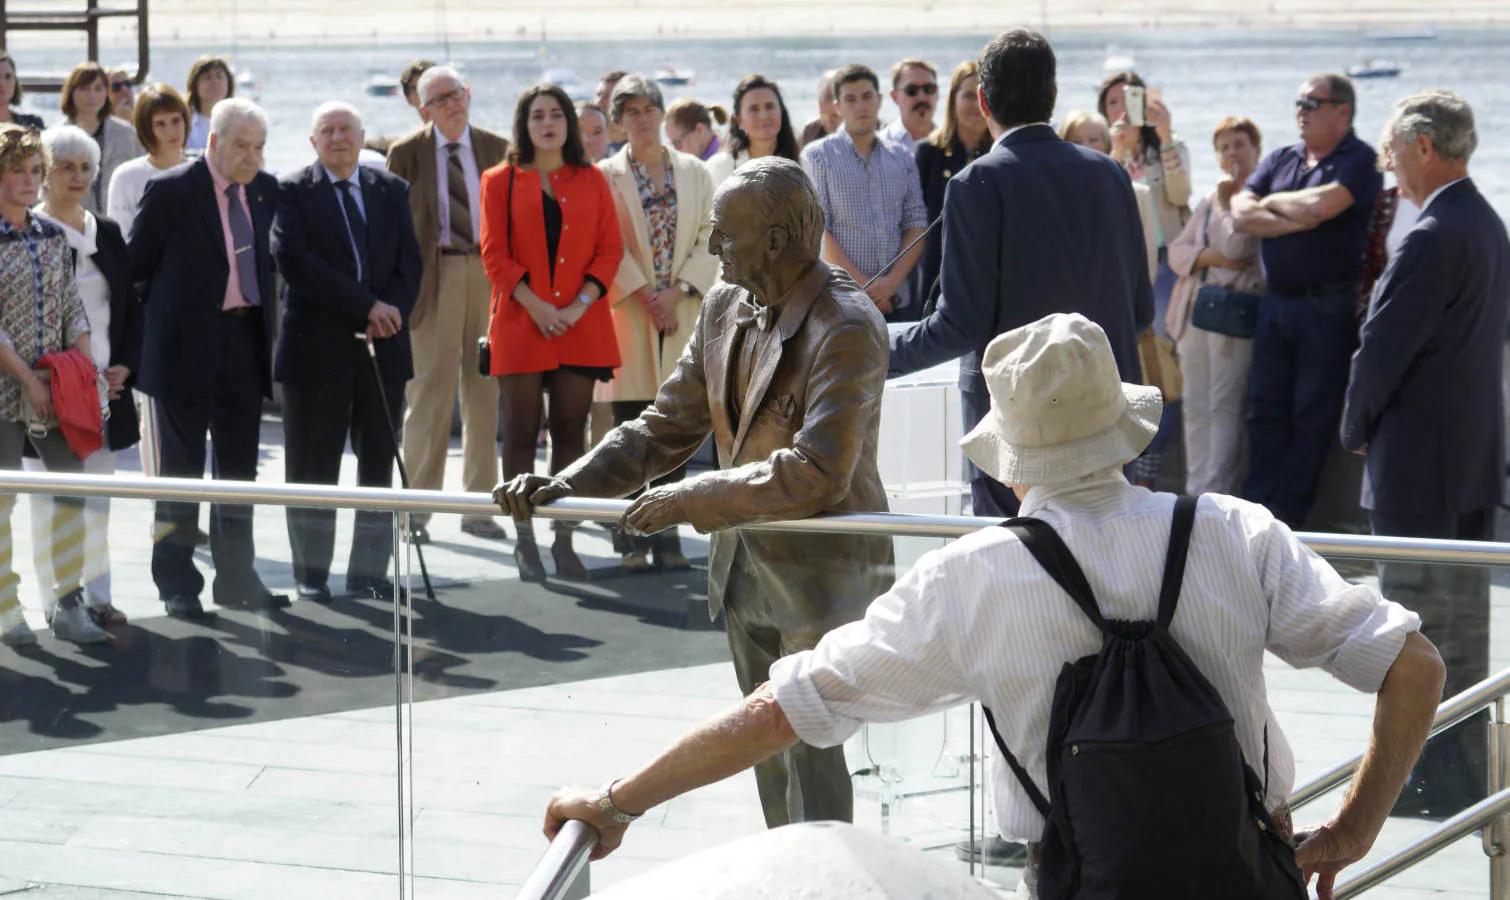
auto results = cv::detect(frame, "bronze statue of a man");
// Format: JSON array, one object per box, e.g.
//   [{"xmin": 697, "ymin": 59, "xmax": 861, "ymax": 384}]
[{"xmin": 496, "ymin": 157, "xmax": 893, "ymax": 828}]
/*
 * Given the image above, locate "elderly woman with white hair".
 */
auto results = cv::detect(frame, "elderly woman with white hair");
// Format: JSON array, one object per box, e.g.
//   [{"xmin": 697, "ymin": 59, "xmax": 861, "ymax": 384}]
[{"xmin": 27, "ymin": 124, "xmax": 140, "ymax": 634}]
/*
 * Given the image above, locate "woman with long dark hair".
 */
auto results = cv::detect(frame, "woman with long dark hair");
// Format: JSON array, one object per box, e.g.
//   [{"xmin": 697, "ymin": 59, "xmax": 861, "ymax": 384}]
[
  {"xmin": 706, "ymin": 74, "xmax": 800, "ymax": 188},
  {"xmin": 480, "ymin": 84, "xmax": 624, "ymax": 582}
]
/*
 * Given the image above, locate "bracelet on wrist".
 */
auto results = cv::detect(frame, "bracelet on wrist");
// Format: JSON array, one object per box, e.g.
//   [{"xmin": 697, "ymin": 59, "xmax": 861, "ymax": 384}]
[{"xmin": 597, "ymin": 778, "xmax": 642, "ymax": 825}]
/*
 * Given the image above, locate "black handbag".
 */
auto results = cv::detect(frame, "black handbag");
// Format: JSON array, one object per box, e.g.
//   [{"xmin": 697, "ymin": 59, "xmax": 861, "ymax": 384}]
[{"xmin": 1189, "ymin": 203, "xmax": 1261, "ymax": 339}]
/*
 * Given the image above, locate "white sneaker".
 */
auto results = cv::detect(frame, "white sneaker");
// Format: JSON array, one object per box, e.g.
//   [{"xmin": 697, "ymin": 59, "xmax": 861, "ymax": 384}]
[{"xmin": 49, "ymin": 589, "xmax": 110, "ymax": 644}]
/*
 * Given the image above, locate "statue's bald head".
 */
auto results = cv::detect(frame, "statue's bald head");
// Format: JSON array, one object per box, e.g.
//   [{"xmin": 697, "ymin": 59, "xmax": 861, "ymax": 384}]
[{"xmin": 715, "ymin": 157, "xmax": 825, "ymax": 263}]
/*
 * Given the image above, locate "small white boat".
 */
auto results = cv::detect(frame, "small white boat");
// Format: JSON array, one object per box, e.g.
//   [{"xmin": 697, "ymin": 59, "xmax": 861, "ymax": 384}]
[
  {"xmin": 652, "ymin": 66, "xmax": 694, "ymax": 87},
  {"xmin": 365, "ymin": 73, "xmax": 401, "ymax": 97},
  {"xmin": 1347, "ymin": 59, "xmax": 1405, "ymax": 79}
]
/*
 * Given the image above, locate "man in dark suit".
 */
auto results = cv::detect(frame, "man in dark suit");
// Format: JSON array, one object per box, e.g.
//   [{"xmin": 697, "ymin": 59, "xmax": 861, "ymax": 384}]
[
  {"xmin": 1342, "ymin": 91, "xmax": 1508, "ymax": 819},
  {"xmin": 130, "ymin": 97, "xmax": 286, "ymax": 618},
  {"xmin": 888, "ymin": 29, "xmax": 1154, "ymax": 518},
  {"xmin": 273, "ymin": 102, "xmax": 422, "ymax": 603}
]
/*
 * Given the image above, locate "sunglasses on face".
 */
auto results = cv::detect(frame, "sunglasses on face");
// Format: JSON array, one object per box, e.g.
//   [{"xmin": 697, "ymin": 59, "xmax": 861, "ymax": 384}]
[
  {"xmin": 110, "ymin": 81, "xmax": 132, "ymax": 92},
  {"xmin": 901, "ymin": 83, "xmax": 939, "ymax": 98},
  {"xmin": 1295, "ymin": 96, "xmax": 1341, "ymax": 112}
]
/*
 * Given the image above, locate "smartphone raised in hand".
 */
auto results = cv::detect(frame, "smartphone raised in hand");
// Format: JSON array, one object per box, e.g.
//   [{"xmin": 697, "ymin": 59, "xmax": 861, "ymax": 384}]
[{"xmin": 1124, "ymin": 85, "xmax": 1147, "ymax": 127}]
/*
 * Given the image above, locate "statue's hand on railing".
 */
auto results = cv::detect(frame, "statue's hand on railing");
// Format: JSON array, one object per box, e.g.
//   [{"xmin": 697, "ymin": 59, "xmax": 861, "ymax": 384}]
[{"xmin": 493, "ymin": 474, "xmax": 573, "ymax": 522}]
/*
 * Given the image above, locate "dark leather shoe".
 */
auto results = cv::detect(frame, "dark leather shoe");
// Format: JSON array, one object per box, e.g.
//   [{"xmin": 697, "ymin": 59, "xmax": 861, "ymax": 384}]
[
  {"xmin": 346, "ymin": 575, "xmax": 400, "ymax": 601},
  {"xmin": 461, "ymin": 518, "xmax": 508, "ymax": 540},
  {"xmin": 295, "ymin": 583, "xmax": 333, "ymax": 603},
  {"xmin": 954, "ymin": 835, "xmax": 1027, "ymax": 866},
  {"xmin": 407, "ymin": 524, "xmax": 431, "ymax": 545},
  {"xmin": 514, "ymin": 541, "xmax": 546, "ymax": 583},
  {"xmin": 163, "ymin": 595, "xmax": 206, "ymax": 619},
  {"xmin": 215, "ymin": 588, "xmax": 291, "ymax": 612}
]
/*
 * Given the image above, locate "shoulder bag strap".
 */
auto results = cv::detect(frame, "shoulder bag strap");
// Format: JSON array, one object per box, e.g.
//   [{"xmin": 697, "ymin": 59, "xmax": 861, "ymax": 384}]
[
  {"xmin": 1000, "ymin": 517, "xmax": 1107, "ymax": 632},
  {"xmin": 1156, "ymin": 495, "xmax": 1200, "ymax": 629},
  {"xmin": 1197, "ymin": 199, "xmax": 1213, "ymax": 286}
]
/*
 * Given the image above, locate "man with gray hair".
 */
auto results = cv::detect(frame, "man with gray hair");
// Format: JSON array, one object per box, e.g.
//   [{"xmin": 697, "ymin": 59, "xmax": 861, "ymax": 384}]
[
  {"xmin": 497, "ymin": 157, "xmax": 893, "ymax": 828},
  {"xmin": 131, "ymin": 96, "xmax": 287, "ymax": 617},
  {"xmin": 1342, "ymin": 89, "xmax": 1508, "ymax": 820},
  {"xmin": 273, "ymin": 101, "xmax": 422, "ymax": 603},
  {"xmin": 385, "ymin": 66, "xmax": 509, "ymax": 544}
]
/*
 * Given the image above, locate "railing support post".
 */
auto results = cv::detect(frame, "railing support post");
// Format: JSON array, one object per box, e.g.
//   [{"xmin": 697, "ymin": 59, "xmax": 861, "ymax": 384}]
[{"xmin": 1489, "ymin": 697, "xmax": 1508, "ymax": 900}]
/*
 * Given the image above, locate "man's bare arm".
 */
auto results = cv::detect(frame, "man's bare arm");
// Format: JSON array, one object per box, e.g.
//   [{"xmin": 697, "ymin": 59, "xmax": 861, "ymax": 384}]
[
  {"xmin": 543, "ymin": 687, "xmax": 798, "ymax": 859},
  {"xmin": 1294, "ymin": 631, "xmax": 1445, "ymax": 900},
  {"xmin": 1231, "ymin": 190, "xmax": 1313, "ymax": 238},
  {"xmin": 1262, "ymin": 183, "xmax": 1356, "ymax": 230}
]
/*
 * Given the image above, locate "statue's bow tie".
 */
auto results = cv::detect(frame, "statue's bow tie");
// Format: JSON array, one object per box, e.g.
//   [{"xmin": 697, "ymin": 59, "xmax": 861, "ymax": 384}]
[{"xmin": 734, "ymin": 301, "xmax": 774, "ymax": 332}]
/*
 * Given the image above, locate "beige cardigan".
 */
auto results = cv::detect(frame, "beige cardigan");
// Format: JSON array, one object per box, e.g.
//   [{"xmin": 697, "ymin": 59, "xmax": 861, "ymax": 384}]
[{"xmin": 596, "ymin": 145, "xmax": 720, "ymax": 403}]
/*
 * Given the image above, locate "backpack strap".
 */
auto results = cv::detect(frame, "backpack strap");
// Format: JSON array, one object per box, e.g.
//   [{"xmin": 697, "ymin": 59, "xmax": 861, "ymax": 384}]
[
  {"xmin": 1156, "ymin": 495, "xmax": 1200, "ymax": 629},
  {"xmin": 1001, "ymin": 517, "xmax": 1107, "ymax": 631},
  {"xmin": 981, "ymin": 704, "xmax": 1052, "ymax": 818}
]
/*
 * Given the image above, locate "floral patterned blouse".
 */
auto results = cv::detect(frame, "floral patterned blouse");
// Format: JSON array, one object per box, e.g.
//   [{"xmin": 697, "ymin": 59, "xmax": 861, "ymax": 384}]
[
  {"xmin": 0, "ymin": 215, "xmax": 89, "ymax": 423},
  {"xmin": 629, "ymin": 149, "xmax": 678, "ymax": 291}
]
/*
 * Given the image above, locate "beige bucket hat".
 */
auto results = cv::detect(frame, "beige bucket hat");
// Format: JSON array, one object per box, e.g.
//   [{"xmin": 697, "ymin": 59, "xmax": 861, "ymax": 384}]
[{"xmin": 960, "ymin": 313, "xmax": 1164, "ymax": 487}]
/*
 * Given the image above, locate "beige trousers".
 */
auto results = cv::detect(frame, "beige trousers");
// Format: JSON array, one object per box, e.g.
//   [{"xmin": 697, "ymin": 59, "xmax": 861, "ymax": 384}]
[{"xmin": 403, "ymin": 254, "xmax": 499, "ymax": 526}]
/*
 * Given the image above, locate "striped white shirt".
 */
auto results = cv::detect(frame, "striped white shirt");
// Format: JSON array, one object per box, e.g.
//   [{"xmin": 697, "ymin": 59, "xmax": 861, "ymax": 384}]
[{"xmin": 770, "ymin": 469, "xmax": 1420, "ymax": 842}]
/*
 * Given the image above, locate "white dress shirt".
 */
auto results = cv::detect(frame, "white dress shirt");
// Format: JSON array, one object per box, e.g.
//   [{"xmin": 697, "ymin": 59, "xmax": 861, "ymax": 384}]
[
  {"xmin": 433, "ymin": 124, "xmax": 482, "ymax": 247},
  {"xmin": 771, "ymin": 470, "xmax": 1420, "ymax": 843}
]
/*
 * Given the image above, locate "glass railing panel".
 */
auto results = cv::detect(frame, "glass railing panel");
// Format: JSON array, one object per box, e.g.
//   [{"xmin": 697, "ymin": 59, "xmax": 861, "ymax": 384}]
[
  {"xmin": 0, "ymin": 484, "xmax": 403, "ymax": 897},
  {"xmin": 1278, "ymin": 555, "xmax": 1505, "ymax": 899},
  {"xmin": 401, "ymin": 508, "xmax": 988, "ymax": 894}
]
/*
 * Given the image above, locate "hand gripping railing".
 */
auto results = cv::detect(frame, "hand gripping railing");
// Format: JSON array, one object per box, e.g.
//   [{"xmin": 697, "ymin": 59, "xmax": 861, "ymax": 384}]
[
  {"xmin": 1291, "ymin": 671, "xmax": 1510, "ymax": 898},
  {"xmin": 517, "ymin": 820, "xmax": 595, "ymax": 900}
]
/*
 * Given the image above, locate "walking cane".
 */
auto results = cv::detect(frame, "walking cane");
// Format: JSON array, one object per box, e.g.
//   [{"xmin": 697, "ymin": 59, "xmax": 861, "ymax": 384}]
[{"xmin": 356, "ymin": 334, "xmax": 439, "ymax": 605}]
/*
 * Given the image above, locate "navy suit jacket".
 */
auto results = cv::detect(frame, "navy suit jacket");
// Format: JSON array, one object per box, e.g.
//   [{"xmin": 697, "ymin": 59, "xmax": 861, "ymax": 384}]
[
  {"xmin": 90, "ymin": 216, "xmax": 143, "ymax": 450},
  {"xmin": 271, "ymin": 163, "xmax": 422, "ymax": 385},
  {"xmin": 888, "ymin": 124, "xmax": 1153, "ymax": 393},
  {"xmin": 1341, "ymin": 178, "xmax": 1510, "ymax": 516},
  {"xmin": 128, "ymin": 158, "xmax": 279, "ymax": 403}
]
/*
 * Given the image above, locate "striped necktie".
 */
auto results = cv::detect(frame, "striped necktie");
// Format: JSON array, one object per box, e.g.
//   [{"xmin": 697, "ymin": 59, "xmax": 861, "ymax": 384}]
[
  {"xmin": 225, "ymin": 184, "xmax": 260, "ymax": 306},
  {"xmin": 446, "ymin": 143, "xmax": 473, "ymax": 249}
]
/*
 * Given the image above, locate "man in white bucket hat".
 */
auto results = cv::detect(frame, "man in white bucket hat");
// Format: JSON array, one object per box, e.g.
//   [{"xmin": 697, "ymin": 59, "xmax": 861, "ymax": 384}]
[{"xmin": 540, "ymin": 313, "xmax": 1442, "ymax": 900}]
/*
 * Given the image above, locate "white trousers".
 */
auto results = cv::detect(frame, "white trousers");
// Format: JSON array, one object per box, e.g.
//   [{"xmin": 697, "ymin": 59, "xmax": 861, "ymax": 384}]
[
  {"xmin": 1177, "ymin": 326, "xmax": 1254, "ymax": 497},
  {"xmin": 24, "ymin": 448, "xmax": 114, "ymax": 610}
]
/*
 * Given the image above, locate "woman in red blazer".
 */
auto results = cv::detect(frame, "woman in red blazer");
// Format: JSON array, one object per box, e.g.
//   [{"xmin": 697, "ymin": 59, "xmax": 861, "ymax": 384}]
[{"xmin": 481, "ymin": 84, "xmax": 624, "ymax": 582}]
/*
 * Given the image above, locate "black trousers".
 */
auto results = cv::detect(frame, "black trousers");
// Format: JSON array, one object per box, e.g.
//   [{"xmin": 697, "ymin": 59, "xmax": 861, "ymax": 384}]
[
  {"xmin": 282, "ymin": 355, "xmax": 405, "ymax": 588},
  {"xmin": 1370, "ymin": 505, "xmax": 1493, "ymax": 819},
  {"xmin": 151, "ymin": 311, "xmax": 267, "ymax": 601}
]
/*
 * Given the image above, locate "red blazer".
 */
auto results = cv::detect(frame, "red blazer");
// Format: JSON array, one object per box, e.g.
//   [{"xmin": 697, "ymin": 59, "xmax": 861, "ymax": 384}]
[{"xmin": 480, "ymin": 162, "xmax": 624, "ymax": 375}]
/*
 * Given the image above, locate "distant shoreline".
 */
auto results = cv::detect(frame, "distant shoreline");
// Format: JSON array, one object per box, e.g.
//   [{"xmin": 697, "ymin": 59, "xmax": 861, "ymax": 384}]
[{"xmin": 50, "ymin": 1, "xmax": 1510, "ymax": 48}]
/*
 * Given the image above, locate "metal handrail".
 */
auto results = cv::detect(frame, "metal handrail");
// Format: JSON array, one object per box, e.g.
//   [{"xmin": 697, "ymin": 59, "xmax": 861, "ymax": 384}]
[
  {"xmin": 1333, "ymin": 787, "xmax": 1510, "ymax": 898},
  {"xmin": 3, "ymin": 471, "xmax": 1510, "ymax": 562},
  {"xmin": 517, "ymin": 820, "xmax": 596, "ymax": 900},
  {"xmin": 1290, "ymin": 667, "xmax": 1510, "ymax": 811}
]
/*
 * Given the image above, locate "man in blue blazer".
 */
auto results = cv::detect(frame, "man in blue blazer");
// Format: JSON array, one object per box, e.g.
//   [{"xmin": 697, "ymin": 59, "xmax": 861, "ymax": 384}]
[
  {"xmin": 130, "ymin": 98, "xmax": 286, "ymax": 619},
  {"xmin": 273, "ymin": 102, "xmax": 422, "ymax": 603},
  {"xmin": 1342, "ymin": 91, "xmax": 1508, "ymax": 818},
  {"xmin": 888, "ymin": 29, "xmax": 1154, "ymax": 517}
]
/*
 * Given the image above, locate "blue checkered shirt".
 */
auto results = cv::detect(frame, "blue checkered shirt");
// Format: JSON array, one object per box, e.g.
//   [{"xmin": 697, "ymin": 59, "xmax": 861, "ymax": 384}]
[{"xmin": 802, "ymin": 129, "xmax": 929, "ymax": 310}]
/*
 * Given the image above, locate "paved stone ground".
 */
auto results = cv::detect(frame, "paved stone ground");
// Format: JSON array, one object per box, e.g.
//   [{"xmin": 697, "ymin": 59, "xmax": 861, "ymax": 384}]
[{"xmin": 0, "ymin": 416, "xmax": 1500, "ymax": 897}]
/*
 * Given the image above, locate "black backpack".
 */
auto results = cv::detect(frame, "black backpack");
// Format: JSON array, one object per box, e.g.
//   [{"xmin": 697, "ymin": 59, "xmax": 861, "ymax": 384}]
[{"xmin": 984, "ymin": 495, "xmax": 1306, "ymax": 900}]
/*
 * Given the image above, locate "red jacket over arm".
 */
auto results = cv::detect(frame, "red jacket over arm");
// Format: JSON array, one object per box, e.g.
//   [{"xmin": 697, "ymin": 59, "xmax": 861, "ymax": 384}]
[{"xmin": 481, "ymin": 162, "xmax": 625, "ymax": 375}]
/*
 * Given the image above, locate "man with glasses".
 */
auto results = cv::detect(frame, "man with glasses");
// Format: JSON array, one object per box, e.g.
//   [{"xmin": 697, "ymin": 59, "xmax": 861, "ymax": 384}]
[
  {"xmin": 385, "ymin": 66, "xmax": 510, "ymax": 544},
  {"xmin": 879, "ymin": 58, "xmax": 938, "ymax": 151},
  {"xmin": 802, "ymin": 63, "xmax": 927, "ymax": 322},
  {"xmin": 107, "ymin": 68, "xmax": 134, "ymax": 124},
  {"xmin": 1231, "ymin": 73, "xmax": 1382, "ymax": 530}
]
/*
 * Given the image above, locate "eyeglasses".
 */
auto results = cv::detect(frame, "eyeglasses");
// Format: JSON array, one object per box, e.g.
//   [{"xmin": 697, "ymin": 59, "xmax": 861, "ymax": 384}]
[
  {"xmin": 901, "ymin": 83, "xmax": 939, "ymax": 98},
  {"xmin": 1295, "ymin": 96, "xmax": 1343, "ymax": 112},
  {"xmin": 110, "ymin": 81, "xmax": 132, "ymax": 92},
  {"xmin": 424, "ymin": 87, "xmax": 466, "ymax": 109}
]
